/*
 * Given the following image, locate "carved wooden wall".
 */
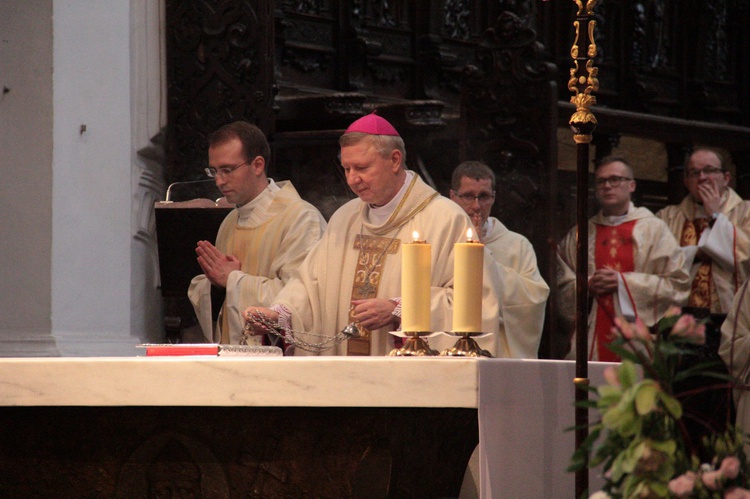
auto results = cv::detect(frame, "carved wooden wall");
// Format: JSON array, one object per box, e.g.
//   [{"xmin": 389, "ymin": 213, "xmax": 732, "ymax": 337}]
[
  {"xmin": 540, "ymin": 0, "xmax": 750, "ymax": 126},
  {"xmin": 166, "ymin": 1, "xmax": 276, "ymax": 181},
  {"xmin": 165, "ymin": 0, "xmax": 750, "ymax": 357}
]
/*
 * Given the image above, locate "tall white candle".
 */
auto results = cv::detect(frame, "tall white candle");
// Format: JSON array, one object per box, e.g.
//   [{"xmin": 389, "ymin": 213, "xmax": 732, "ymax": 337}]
[
  {"xmin": 401, "ymin": 231, "xmax": 431, "ymax": 332},
  {"xmin": 453, "ymin": 228, "xmax": 484, "ymax": 332}
]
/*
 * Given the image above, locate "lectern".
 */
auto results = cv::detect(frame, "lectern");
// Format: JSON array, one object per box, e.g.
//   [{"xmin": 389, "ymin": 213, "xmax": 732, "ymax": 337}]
[{"xmin": 154, "ymin": 197, "xmax": 232, "ymax": 342}]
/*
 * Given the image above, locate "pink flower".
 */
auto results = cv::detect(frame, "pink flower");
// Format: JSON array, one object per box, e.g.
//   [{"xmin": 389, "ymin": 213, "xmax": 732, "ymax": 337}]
[
  {"xmin": 604, "ymin": 366, "xmax": 620, "ymax": 387},
  {"xmin": 671, "ymin": 314, "xmax": 706, "ymax": 344},
  {"xmin": 613, "ymin": 317, "xmax": 633, "ymax": 339},
  {"xmin": 669, "ymin": 471, "xmax": 696, "ymax": 497},
  {"xmin": 720, "ymin": 456, "xmax": 742, "ymax": 480},
  {"xmin": 664, "ymin": 306, "xmax": 683, "ymax": 318},
  {"xmin": 724, "ymin": 487, "xmax": 750, "ymax": 499},
  {"xmin": 703, "ymin": 469, "xmax": 723, "ymax": 490},
  {"xmin": 614, "ymin": 317, "xmax": 651, "ymax": 342}
]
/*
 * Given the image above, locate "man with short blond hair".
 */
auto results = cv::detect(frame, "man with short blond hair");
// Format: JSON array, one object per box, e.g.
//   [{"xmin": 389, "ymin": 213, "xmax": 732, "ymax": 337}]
[
  {"xmin": 557, "ymin": 156, "xmax": 690, "ymax": 360},
  {"xmin": 450, "ymin": 160, "xmax": 548, "ymax": 358}
]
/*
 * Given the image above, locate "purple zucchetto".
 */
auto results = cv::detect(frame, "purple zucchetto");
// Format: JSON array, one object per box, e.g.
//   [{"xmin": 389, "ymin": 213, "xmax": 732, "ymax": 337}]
[{"xmin": 344, "ymin": 112, "xmax": 400, "ymax": 136}]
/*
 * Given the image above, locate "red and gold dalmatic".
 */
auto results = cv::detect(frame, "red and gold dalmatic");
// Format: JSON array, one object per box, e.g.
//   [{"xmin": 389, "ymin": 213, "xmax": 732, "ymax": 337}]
[{"xmin": 591, "ymin": 220, "xmax": 636, "ymax": 361}]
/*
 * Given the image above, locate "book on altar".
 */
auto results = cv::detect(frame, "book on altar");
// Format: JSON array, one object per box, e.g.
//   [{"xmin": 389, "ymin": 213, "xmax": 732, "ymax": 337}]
[{"xmin": 137, "ymin": 344, "xmax": 283, "ymax": 357}]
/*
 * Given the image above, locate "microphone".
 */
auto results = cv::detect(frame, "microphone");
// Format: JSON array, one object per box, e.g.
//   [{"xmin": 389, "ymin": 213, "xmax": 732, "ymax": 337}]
[{"xmin": 162, "ymin": 179, "xmax": 217, "ymax": 203}]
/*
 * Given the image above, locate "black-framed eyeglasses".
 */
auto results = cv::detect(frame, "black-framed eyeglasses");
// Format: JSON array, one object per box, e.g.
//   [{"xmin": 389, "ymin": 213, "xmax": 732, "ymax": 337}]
[
  {"xmin": 686, "ymin": 166, "xmax": 724, "ymax": 178},
  {"xmin": 205, "ymin": 159, "xmax": 250, "ymax": 179},
  {"xmin": 453, "ymin": 191, "xmax": 495, "ymax": 204},
  {"xmin": 594, "ymin": 176, "xmax": 633, "ymax": 188}
]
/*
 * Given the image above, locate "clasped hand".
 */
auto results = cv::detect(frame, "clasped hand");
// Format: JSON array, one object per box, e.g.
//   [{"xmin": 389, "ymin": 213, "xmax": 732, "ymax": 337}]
[
  {"xmin": 196, "ymin": 240, "xmax": 241, "ymax": 288},
  {"xmin": 589, "ymin": 267, "xmax": 619, "ymax": 296}
]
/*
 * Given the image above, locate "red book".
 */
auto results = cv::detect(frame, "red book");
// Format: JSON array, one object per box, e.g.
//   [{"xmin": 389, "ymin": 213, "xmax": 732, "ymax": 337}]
[{"xmin": 139, "ymin": 344, "xmax": 220, "ymax": 356}]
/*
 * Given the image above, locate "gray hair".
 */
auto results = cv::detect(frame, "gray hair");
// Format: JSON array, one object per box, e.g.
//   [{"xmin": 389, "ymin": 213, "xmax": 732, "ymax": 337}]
[{"xmin": 339, "ymin": 132, "xmax": 406, "ymax": 164}]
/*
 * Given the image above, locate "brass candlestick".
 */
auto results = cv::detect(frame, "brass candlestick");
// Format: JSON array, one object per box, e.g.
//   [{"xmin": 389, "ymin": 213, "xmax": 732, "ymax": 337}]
[
  {"xmin": 388, "ymin": 332, "xmax": 439, "ymax": 356},
  {"xmin": 440, "ymin": 332, "xmax": 493, "ymax": 358}
]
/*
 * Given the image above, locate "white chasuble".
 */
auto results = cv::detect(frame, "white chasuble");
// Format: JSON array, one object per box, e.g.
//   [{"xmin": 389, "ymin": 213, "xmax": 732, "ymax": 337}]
[
  {"xmin": 273, "ymin": 173, "xmax": 521, "ymax": 357},
  {"xmin": 188, "ymin": 181, "xmax": 326, "ymax": 344}
]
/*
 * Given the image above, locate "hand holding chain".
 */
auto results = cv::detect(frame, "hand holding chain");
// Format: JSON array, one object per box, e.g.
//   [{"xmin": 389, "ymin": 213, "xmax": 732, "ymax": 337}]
[{"xmin": 243, "ymin": 310, "xmax": 360, "ymax": 354}]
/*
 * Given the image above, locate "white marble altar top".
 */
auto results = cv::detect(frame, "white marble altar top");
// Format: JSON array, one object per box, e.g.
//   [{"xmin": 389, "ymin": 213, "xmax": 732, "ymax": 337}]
[{"xmin": 0, "ymin": 357, "xmax": 480, "ymax": 408}]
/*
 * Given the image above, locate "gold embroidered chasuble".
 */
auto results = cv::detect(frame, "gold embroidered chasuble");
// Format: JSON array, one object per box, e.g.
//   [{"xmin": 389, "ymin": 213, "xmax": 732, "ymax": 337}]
[
  {"xmin": 656, "ymin": 189, "xmax": 750, "ymax": 313},
  {"xmin": 273, "ymin": 173, "xmax": 511, "ymax": 357},
  {"xmin": 188, "ymin": 181, "xmax": 326, "ymax": 344},
  {"xmin": 681, "ymin": 217, "xmax": 712, "ymax": 308},
  {"xmin": 557, "ymin": 204, "xmax": 691, "ymax": 360}
]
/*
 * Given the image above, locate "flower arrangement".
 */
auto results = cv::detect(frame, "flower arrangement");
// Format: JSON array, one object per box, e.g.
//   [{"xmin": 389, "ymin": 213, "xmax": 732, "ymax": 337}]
[{"xmin": 569, "ymin": 307, "xmax": 749, "ymax": 498}]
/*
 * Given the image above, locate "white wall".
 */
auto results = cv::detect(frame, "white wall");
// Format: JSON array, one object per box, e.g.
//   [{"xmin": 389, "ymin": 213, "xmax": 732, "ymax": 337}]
[
  {"xmin": 52, "ymin": 0, "xmax": 166, "ymax": 355},
  {"xmin": 52, "ymin": 1, "xmax": 134, "ymax": 354},
  {"xmin": 0, "ymin": 0, "xmax": 166, "ymax": 356},
  {"xmin": 0, "ymin": 1, "xmax": 57, "ymax": 355}
]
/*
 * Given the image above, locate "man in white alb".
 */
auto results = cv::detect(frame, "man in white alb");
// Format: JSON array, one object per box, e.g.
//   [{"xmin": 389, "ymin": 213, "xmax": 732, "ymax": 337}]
[
  {"xmin": 557, "ymin": 156, "xmax": 690, "ymax": 360},
  {"xmin": 450, "ymin": 160, "xmax": 549, "ymax": 358}
]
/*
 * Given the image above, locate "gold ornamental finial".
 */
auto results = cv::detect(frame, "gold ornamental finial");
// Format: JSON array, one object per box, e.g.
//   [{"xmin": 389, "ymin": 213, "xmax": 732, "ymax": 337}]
[{"xmin": 568, "ymin": 0, "xmax": 599, "ymax": 144}]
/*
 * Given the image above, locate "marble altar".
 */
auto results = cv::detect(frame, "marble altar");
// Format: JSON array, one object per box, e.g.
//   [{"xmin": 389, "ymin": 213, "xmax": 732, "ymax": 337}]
[{"xmin": 0, "ymin": 356, "xmax": 610, "ymax": 498}]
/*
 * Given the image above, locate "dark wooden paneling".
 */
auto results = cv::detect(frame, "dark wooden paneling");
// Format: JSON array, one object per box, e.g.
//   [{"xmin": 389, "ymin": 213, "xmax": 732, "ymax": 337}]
[
  {"xmin": 164, "ymin": 1, "xmax": 750, "ymax": 357},
  {"xmin": 0, "ymin": 406, "xmax": 477, "ymax": 498}
]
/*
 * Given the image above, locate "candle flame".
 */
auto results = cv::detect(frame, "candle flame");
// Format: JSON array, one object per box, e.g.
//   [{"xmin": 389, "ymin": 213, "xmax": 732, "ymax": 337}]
[
  {"xmin": 466, "ymin": 228, "xmax": 473, "ymax": 241},
  {"xmin": 413, "ymin": 231, "xmax": 420, "ymax": 242}
]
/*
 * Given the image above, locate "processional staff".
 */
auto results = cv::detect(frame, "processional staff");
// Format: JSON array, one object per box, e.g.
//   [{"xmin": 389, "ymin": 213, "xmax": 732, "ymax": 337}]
[{"xmin": 568, "ymin": 0, "xmax": 599, "ymax": 497}]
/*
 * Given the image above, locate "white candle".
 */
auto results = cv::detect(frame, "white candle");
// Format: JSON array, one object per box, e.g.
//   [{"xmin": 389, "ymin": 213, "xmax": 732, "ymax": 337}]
[
  {"xmin": 453, "ymin": 228, "xmax": 484, "ymax": 332},
  {"xmin": 401, "ymin": 231, "xmax": 431, "ymax": 332}
]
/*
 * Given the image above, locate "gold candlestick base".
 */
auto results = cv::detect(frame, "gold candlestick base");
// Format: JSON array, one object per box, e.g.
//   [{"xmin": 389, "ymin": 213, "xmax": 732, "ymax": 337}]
[
  {"xmin": 440, "ymin": 332, "xmax": 493, "ymax": 358},
  {"xmin": 388, "ymin": 332, "xmax": 439, "ymax": 356}
]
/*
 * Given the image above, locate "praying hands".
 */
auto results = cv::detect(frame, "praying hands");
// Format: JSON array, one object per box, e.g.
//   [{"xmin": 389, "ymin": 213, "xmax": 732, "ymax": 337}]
[{"xmin": 195, "ymin": 240, "xmax": 241, "ymax": 288}]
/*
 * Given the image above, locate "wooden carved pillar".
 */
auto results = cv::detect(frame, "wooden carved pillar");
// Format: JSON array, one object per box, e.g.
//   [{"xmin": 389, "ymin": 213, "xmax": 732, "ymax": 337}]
[{"xmin": 459, "ymin": 2, "xmax": 558, "ymax": 358}]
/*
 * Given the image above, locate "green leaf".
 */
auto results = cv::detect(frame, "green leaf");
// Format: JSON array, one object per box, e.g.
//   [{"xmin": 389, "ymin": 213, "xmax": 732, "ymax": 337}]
[
  {"xmin": 606, "ymin": 342, "xmax": 643, "ymax": 364},
  {"xmin": 619, "ymin": 360, "xmax": 638, "ymax": 388},
  {"xmin": 573, "ymin": 398, "xmax": 599, "ymax": 409},
  {"xmin": 635, "ymin": 381, "xmax": 658, "ymax": 415},
  {"xmin": 657, "ymin": 315, "xmax": 679, "ymax": 337},
  {"xmin": 657, "ymin": 391, "xmax": 683, "ymax": 419},
  {"xmin": 650, "ymin": 438, "xmax": 676, "ymax": 455}
]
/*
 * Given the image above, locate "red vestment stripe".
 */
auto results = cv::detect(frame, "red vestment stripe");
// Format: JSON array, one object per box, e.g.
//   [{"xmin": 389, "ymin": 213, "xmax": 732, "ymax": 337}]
[{"xmin": 591, "ymin": 220, "xmax": 637, "ymax": 362}]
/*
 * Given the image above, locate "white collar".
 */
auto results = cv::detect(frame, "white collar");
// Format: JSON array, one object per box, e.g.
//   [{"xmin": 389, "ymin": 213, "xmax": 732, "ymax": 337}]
[
  {"xmin": 367, "ymin": 170, "xmax": 414, "ymax": 226},
  {"xmin": 235, "ymin": 179, "xmax": 279, "ymax": 226}
]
